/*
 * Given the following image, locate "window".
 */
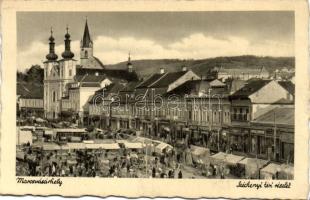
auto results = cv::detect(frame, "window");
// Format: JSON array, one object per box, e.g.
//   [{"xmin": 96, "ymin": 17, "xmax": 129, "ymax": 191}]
[
  {"xmin": 85, "ymin": 50, "xmax": 88, "ymax": 58},
  {"xmin": 69, "ymin": 69, "xmax": 72, "ymax": 76},
  {"xmin": 53, "ymin": 91, "xmax": 56, "ymax": 102}
]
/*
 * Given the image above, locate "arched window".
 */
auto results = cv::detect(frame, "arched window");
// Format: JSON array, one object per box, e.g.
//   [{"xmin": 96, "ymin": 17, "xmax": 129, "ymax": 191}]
[{"xmin": 85, "ymin": 50, "xmax": 88, "ymax": 58}]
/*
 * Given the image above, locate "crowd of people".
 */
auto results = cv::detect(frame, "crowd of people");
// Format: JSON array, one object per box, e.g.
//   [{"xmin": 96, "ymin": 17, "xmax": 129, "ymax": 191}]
[{"xmin": 16, "ymin": 144, "xmax": 197, "ymax": 178}]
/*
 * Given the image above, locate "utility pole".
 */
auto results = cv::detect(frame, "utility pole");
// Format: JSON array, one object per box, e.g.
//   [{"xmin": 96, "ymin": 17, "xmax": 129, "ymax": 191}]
[{"xmin": 273, "ymin": 111, "xmax": 277, "ymax": 161}]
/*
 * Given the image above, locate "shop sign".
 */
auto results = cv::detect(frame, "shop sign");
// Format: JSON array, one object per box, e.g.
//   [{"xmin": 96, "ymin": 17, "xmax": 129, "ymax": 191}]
[
  {"xmin": 250, "ymin": 129, "xmax": 265, "ymax": 134},
  {"xmin": 279, "ymin": 133, "xmax": 294, "ymax": 143}
]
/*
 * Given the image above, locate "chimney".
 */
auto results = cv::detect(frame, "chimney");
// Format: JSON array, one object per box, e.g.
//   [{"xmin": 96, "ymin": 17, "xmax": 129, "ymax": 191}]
[
  {"xmin": 160, "ymin": 68, "xmax": 165, "ymax": 74},
  {"xmin": 182, "ymin": 66, "xmax": 187, "ymax": 72}
]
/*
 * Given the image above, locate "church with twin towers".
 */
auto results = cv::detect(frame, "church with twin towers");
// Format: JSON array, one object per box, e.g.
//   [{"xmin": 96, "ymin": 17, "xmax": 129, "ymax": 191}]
[{"xmin": 43, "ymin": 20, "xmax": 138, "ymax": 120}]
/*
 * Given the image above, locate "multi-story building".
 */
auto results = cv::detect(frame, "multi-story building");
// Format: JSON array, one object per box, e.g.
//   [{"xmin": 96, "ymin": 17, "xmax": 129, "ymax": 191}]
[
  {"xmin": 250, "ymin": 107, "xmax": 294, "ymax": 163},
  {"xmin": 228, "ymin": 79, "xmax": 294, "ymax": 157},
  {"xmin": 216, "ymin": 66, "xmax": 270, "ymax": 81},
  {"xmin": 165, "ymin": 78, "xmax": 231, "ymax": 151}
]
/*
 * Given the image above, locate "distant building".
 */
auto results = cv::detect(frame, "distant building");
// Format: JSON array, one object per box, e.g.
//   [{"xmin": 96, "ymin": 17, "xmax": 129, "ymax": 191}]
[
  {"xmin": 17, "ymin": 83, "xmax": 44, "ymax": 118},
  {"xmin": 216, "ymin": 66, "xmax": 270, "ymax": 81}
]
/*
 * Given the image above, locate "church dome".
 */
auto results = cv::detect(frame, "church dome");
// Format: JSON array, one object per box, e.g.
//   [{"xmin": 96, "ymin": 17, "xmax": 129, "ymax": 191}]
[
  {"xmin": 46, "ymin": 28, "xmax": 58, "ymax": 61},
  {"xmin": 61, "ymin": 51, "xmax": 74, "ymax": 59},
  {"xmin": 46, "ymin": 52, "xmax": 58, "ymax": 61}
]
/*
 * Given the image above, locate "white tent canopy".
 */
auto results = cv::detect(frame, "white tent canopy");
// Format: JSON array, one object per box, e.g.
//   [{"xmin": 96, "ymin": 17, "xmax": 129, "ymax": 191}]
[
  {"xmin": 210, "ymin": 152, "xmax": 244, "ymax": 166},
  {"xmin": 238, "ymin": 157, "xmax": 268, "ymax": 178},
  {"xmin": 225, "ymin": 154, "xmax": 245, "ymax": 165},
  {"xmin": 260, "ymin": 163, "xmax": 281, "ymax": 179},
  {"xmin": 123, "ymin": 142, "xmax": 143, "ymax": 149},
  {"xmin": 155, "ymin": 142, "xmax": 172, "ymax": 154}
]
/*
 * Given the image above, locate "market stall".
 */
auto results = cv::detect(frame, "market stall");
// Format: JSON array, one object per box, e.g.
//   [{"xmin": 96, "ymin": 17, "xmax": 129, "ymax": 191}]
[
  {"xmin": 155, "ymin": 142, "xmax": 173, "ymax": 154},
  {"xmin": 278, "ymin": 164, "xmax": 294, "ymax": 180},
  {"xmin": 210, "ymin": 152, "xmax": 228, "ymax": 165},
  {"xmin": 123, "ymin": 142, "xmax": 143, "ymax": 150},
  {"xmin": 190, "ymin": 145, "xmax": 210, "ymax": 165},
  {"xmin": 260, "ymin": 163, "xmax": 282, "ymax": 179},
  {"xmin": 238, "ymin": 157, "xmax": 269, "ymax": 178},
  {"xmin": 16, "ymin": 130, "xmax": 33, "ymax": 145}
]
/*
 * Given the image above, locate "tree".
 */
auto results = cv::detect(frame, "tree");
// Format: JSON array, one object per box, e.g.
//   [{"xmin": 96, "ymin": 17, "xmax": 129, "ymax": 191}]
[{"xmin": 26, "ymin": 65, "xmax": 44, "ymax": 83}]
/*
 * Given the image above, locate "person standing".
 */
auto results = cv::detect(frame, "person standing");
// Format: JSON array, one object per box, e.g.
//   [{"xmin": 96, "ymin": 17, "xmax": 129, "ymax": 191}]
[{"xmin": 178, "ymin": 170, "xmax": 183, "ymax": 179}]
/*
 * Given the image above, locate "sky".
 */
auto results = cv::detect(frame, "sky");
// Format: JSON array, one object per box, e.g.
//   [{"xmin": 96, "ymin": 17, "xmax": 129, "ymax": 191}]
[{"xmin": 17, "ymin": 11, "xmax": 295, "ymax": 72}]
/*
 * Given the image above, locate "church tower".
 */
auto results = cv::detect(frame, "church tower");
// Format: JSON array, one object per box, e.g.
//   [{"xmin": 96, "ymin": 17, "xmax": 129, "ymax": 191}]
[
  {"xmin": 59, "ymin": 26, "xmax": 76, "ymax": 90},
  {"xmin": 44, "ymin": 28, "xmax": 60, "ymax": 119},
  {"xmin": 127, "ymin": 52, "xmax": 134, "ymax": 73},
  {"xmin": 80, "ymin": 19, "xmax": 93, "ymax": 65}
]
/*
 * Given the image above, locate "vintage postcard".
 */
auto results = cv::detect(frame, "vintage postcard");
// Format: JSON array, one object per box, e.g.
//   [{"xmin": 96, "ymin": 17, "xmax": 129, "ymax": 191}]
[{"xmin": 0, "ymin": 0, "xmax": 309, "ymax": 199}]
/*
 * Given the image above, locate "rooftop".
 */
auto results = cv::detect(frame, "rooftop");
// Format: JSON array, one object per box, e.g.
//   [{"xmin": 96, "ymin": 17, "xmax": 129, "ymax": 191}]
[
  {"xmin": 17, "ymin": 82, "xmax": 44, "ymax": 99},
  {"xmin": 252, "ymin": 107, "xmax": 294, "ymax": 126},
  {"xmin": 230, "ymin": 79, "xmax": 271, "ymax": 98}
]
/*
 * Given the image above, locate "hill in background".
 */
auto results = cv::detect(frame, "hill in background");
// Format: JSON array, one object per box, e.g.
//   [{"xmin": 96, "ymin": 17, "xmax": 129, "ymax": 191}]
[
  {"xmin": 18, "ymin": 55, "xmax": 295, "ymax": 83},
  {"xmin": 105, "ymin": 55, "xmax": 295, "ymax": 77}
]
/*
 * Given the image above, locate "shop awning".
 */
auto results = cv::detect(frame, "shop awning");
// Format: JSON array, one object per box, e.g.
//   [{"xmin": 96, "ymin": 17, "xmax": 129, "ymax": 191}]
[
  {"xmin": 123, "ymin": 142, "xmax": 143, "ymax": 149},
  {"xmin": 190, "ymin": 145, "xmax": 210, "ymax": 156},
  {"xmin": 67, "ymin": 143, "xmax": 86, "ymax": 150},
  {"xmin": 43, "ymin": 143, "xmax": 61, "ymax": 151},
  {"xmin": 85, "ymin": 143, "xmax": 120, "ymax": 150},
  {"xmin": 71, "ymin": 136, "xmax": 81, "ymax": 142},
  {"xmin": 44, "ymin": 130, "xmax": 54, "ymax": 135},
  {"xmin": 210, "ymin": 152, "xmax": 244, "ymax": 165}
]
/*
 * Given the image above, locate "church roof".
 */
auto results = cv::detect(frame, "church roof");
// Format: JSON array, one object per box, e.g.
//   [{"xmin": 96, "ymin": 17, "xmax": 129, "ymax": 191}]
[{"xmin": 81, "ymin": 20, "xmax": 92, "ymax": 48}]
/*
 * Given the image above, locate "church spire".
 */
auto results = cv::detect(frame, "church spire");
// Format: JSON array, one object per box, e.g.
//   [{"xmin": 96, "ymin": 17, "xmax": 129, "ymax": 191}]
[
  {"xmin": 127, "ymin": 51, "xmax": 133, "ymax": 73},
  {"xmin": 46, "ymin": 27, "xmax": 58, "ymax": 61},
  {"xmin": 61, "ymin": 25, "xmax": 74, "ymax": 59},
  {"xmin": 81, "ymin": 18, "xmax": 92, "ymax": 48}
]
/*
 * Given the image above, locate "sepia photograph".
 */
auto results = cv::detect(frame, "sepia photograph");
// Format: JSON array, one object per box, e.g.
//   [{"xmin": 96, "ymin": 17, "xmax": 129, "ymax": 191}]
[{"xmin": 15, "ymin": 11, "xmax": 296, "ymax": 180}]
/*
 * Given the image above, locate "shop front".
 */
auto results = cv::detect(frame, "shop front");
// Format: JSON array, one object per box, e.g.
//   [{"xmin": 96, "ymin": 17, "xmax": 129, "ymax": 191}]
[
  {"xmin": 279, "ymin": 131, "xmax": 294, "ymax": 164},
  {"xmin": 228, "ymin": 127, "xmax": 250, "ymax": 154}
]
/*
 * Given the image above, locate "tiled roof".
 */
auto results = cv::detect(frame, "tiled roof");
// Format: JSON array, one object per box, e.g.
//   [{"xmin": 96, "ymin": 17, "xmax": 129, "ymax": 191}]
[
  {"xmin": 104, "ymin": 69, "xmax": 139, "ymax": 82},
  {"xmin": 230, "ymin": 80, "xmax": 271, "ymax": 98},
  {"xmin": 252, "ymin": 107, "xmax": 294, "ymax": 126},
  {"xmin": 278, "ymin": 81, "xmax": 295, "ymax": 95},
  {"xmin": 150, "ymin": 71, "xmax": 187, "ymax": 88},
  {"xmin": 76, "ymin": 63, "xmax": 139, "ymax": 82},
  {"xmin": 120, "ymin": 81, "xmax": 142, "ymax": 92},
  {"xmin": 137, "ymin": 73, "xmax": 164, "ymax": 88},
  {"xmin": 75, "ymin": 74, "xmax": 107, "ymax": 83},
  {"xmin": 80, "ymin": 83, "xmax": 101, "ymax": 87},
  {"xmin": 17, "ymin": 82, "xmax": 44, "ymax": 99},
  {"xmin": 76, "ymin": 68, "xmax": 106, "ymax": 76},
  {"xmin": 89, "ymin": 82, "xmax": 127, "ymax": 104},
  {"xmin": 166, "ymin": 79, "xmax": 228, "ymax": 97}
]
